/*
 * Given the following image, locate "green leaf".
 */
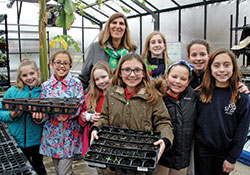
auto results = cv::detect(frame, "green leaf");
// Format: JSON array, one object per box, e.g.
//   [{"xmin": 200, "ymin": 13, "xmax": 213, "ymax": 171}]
[
  {"xmin": 65, "ymin": 13, "xmax": 76, "ymax": 30},
  {"xmin": 55, "ymin": 10, "xmax": 66, "ymax": 28},
  {"xmin": 64, "ymin": 0, "xmax": 76, "ymax": 15}
]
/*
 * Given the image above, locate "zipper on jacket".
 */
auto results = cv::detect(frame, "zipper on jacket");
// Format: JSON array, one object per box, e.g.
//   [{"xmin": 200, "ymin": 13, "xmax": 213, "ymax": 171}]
[{"xmin": 24, "ymin": 88, "xmax": 32, "ymax": 147}]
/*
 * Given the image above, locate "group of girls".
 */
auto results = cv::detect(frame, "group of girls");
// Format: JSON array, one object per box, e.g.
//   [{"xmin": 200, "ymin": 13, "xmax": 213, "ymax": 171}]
[{"xmin": 0, "ymin": 11, "xmax": 249, "ymax": 175}]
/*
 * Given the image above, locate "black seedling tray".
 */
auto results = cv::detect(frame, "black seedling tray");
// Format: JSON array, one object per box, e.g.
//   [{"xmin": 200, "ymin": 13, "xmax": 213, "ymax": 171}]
[
  {"xmin": 0, "ymin": 142, "xmax": 36, "ymax": 175},
  {"xmin": 2, "ymin": 98, "xmax": 79, "ymax": 115},
  {"xmin": 0, "ymin": 122, "xmax": 36, "ymax": 174},
  {"xmin": 0, "ymin": 122, "xmax": 13, "ymax": 144},
  {"xmin": 84, "ymin": 126, "xmax": 160, "ymax": 172}
]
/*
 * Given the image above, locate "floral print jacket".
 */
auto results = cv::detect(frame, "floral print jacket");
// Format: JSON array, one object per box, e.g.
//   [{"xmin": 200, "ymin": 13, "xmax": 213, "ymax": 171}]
[{"xmin": 39, "ymin": 73, "xmax": 85, "ymax": 159}]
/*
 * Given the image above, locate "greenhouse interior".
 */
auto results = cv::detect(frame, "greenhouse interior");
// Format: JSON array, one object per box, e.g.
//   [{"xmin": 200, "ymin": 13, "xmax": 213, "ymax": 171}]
[{"xmin": 0, "ymin": 0, "xmax": 250, "ymax": 175}]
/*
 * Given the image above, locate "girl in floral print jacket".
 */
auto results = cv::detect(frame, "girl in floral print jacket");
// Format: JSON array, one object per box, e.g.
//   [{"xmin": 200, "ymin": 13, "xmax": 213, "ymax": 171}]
[{"xmin": 33, "ymin": 50, "xmax": 85, "ymax": 175}]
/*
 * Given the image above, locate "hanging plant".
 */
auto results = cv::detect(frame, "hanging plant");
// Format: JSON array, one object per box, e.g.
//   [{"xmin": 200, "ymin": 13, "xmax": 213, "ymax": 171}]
[
  {"xmin": 55, "ymin": 0, "xmax": 77, "ymax": 30},
  {"xmin": 50, "ymin": 34, "xmax": 80, "ymax": 52}
]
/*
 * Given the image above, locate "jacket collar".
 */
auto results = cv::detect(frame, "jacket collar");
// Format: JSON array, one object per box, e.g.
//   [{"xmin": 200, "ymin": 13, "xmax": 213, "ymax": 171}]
[
  {"xmin": 50, "ymin": 72, "xmax": 72, "ymax": 87},
  {"xmin": 24, "ymin": 84, "xmax": 41, "ymax": 92},
  {"xmin": 114, "ymin": 85, "xmax": 147, "ymax": 99}
]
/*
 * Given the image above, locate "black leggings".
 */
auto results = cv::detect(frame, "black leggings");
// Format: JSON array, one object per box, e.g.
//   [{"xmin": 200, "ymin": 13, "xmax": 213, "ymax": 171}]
[
  {"xmin": 194, "ymin": 142, "xmax": 229, "ymax": 175},
  {"xmin": 21, "ymin": 145, "xmax": 47, "ymax": 175}
]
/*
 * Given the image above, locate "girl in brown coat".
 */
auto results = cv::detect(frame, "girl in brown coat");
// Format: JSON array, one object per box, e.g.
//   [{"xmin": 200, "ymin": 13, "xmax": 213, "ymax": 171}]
[{"xmin": 90, "ymin": 53, "xmax": 174, "ymax": 175}]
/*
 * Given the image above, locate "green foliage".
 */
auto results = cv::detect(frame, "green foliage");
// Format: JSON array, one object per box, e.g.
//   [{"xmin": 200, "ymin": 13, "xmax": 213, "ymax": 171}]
[
  {"xmin": 50, "ymin": 34, "xmax": 80, "ymax": 52},
  {"xmin": 55, "ymin": 0, "xmax": 76, "ymax": 30},
  {"xmin": 121, "ymin": 5, "xmax": 131, "ymax": 13}
]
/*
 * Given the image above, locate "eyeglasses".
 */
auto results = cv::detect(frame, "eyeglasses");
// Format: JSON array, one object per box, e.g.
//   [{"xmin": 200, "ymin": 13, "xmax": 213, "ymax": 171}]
[
  {"xmin": 121, "ymin": 68, "xmax": 144, "ymax": 75},
  {"xmin": 53, "ymin": 62, "xmax": 71, "ymax": 67}
]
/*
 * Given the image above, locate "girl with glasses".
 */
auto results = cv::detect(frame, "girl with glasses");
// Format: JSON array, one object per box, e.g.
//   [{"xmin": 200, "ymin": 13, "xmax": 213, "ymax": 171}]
[
  {"xmin": 90, "ymin": 53, "xmax": 174, "ymax": 175},
  {"xmin": 33, "ymin": 50, "xmax": 85, "ymax": 175}
]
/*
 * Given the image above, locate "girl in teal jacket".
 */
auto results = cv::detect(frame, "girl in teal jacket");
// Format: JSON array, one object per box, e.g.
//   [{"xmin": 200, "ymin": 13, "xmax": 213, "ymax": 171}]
[{"xmin": 0, "ymin": 59, "xmax": 46, "ymax": 175}]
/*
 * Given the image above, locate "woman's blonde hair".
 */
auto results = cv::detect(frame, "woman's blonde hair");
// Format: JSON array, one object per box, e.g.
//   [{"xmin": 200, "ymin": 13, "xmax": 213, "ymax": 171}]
[
  {"xmin": 200, "ymin": 48, "xmax": 241, "ymax": 104},
  {"xmin": 112, "ymin": 53, "xmax": 162, "ymax": 104},
  {"xmin": 14, "ymin": 59, "xmax": 40, "ymax": 90},
  {"xmin": 142, "ymin": 31, "xmax": 170, "ymax": 66},
  {"xmin": 98, "ymin": 12, "xmax": 136, "ymax": 51},
  {"xmin": 87, "ymin": 61, "xmax": 113, "ymax": 109}
]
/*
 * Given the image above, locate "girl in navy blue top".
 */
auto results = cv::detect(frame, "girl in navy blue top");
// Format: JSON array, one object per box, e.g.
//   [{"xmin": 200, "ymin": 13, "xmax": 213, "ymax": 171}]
[{"xmin": 195, "ymin": 48, "xmax": 250, "ymax": 175}]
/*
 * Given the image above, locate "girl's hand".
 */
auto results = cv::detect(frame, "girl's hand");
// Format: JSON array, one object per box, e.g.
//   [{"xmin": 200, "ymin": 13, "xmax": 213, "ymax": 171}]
[
  {"xmin": 57, "ymin": 114, "xmax": 68, "ymax": 121},
  {"xmin": 32, "ymin": 112, "xmax": 45, "ymax": 120},
  {"xmin": 90, "ymin": 130, "xmax": 98, "ymax": 144},
  {"xmin": 9, "ymin": 110, "xmax": 22, "ymax": 119},
  {"xmin": 92, "ymin": 113, "xmax": 100, "ymax": 122},
  {"xmin": 80, "ymin": 112, "xmax": 87, "ymax": 122},
  {"xmin": 154, "ymin": 139, "xmax": 166, "ymax": 162},
  {"xmin": 238, "ymin": 82, "xmax": 250, "ymax": 94},
  {"xmin": 223, "ymin": 160, "xmax": 235, "ymax": 173}
]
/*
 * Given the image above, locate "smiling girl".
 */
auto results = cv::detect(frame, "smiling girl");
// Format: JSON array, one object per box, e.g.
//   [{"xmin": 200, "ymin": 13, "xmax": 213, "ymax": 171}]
[
  {"xmin": 33, "ymin": 50, "xmax": 85, "ymax": 175},
  {"xmin": 79, "ymin": 61, "xmax": 113, "ymax": 156},
  {"xmin": 90, "ymin": 53, "xmax": 174, "ymax": 175},
  {"xmin": 195, "ymin": 48, "xmax": 250, "ymax": 175},
  {"xmin": 0, "ymin": 59, "xmax": 46, "ymax": 175},
  {"xmin": 142, "ymin": 31, "xmax": 170, "ymax": 78}
]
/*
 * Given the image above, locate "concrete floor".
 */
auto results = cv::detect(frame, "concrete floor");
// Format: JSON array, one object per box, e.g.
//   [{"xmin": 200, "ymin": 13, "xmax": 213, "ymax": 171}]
[{"xmin": 44, "ymin": 156, "xmax": 250, "ymax": 175}]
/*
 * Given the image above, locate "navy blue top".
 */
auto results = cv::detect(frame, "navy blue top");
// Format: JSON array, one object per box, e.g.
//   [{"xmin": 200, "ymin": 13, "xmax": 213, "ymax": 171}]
[{"xmin": 195, "ymin": 87, "xmax": 250, "ymax": 163}]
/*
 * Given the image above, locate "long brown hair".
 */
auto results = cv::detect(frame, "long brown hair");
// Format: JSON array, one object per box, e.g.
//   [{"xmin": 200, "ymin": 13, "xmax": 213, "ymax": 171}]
[
  {"xmin": 200, "ymin": 48, "xmax": 241, "ymax": 104},
  {"xmin": 87, "ymin": 61, "xmax": 113, "ymax": 109},
  {"xmin": 14, "ymin": 59, "xmax": 40, "ymax": 90},
  {"xmin": 98, "ymin": 12, "xmax": 136, "ymax": 51},
  {"xmin": 142, "ymin": 31, "xmax": 170, "ymax": 66},
  {"xmin": 111, "ymin": 53, "xmax": 162, "ymax": 104}
]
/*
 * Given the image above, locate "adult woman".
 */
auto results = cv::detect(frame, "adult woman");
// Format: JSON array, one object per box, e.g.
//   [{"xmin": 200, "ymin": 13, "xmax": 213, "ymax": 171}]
[{"xmin": 79, "ymin": 12, "xmax": 136, "ymax": 89}]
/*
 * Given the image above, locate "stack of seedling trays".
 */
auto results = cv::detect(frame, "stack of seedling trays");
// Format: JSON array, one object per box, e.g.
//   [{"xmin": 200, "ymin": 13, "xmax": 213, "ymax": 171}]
[
  {"xmin": 84, "ymin": 126, "xmax": 160, "ymax": 172},
  {"xmin": 2, "ymin": 97, "xmax": 80, "ymax": 117},
  {"xmin": 0, "ymin": 121, "xmax": 36, "ymax": 175}
]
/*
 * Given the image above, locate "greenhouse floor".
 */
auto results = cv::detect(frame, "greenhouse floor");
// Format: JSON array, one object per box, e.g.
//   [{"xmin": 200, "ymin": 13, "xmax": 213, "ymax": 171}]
[{"xmin": 43, "ymin": 156, "xmax": 250, "ymax": 175}]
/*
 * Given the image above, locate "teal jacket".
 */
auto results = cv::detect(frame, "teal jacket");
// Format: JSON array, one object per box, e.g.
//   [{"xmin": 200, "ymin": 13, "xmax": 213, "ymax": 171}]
[{"xmin": 0, "ymin": 85, "xmax": 43, "ymax": 148}]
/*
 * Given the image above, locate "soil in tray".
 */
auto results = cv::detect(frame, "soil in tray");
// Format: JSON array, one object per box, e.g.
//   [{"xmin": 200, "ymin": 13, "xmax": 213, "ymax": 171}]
[
  {"xmin": 85, "ymin": 152, "xmax": 98, "ymax": 160},
  {"xmin": 120, "ymin": 158, "xmax": 130, "ymax": 165},
  {"xmin": 146, "ymin": 152, "xmax": 156, "ymax": 158},
  {"xmin": 144, "ymin": 160, "xmax": 155, "ymax": 168},
  {"xmin": 90, "ymin": 145, "xmax": 102, "ymax": 152},
  {"xmin": 101, "ymin": 147, "xmax": 112, "ymax": 153},
  {"xmin": 112, "ymin": 148, "xmax": 122, "ymax": 155},
  {"xmin": 134, "ymin": 151, "xmax": 144, "ymax": 158},
  {"xmin": 122, "ymin": 149, "xmax": 134, "ymax": 157},
  {"xmin": 132, "ymin": 159, "xmax": 143, "ymax": 166}
]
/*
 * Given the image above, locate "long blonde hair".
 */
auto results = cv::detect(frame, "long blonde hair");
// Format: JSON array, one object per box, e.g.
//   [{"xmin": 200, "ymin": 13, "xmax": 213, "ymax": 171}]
[
  {"xmin": 98, "ymin": 12, "xmax": 136, "ymax": 51},
  {"xmin": 14, "ymin": 59, "xmax": 40, "ymax": 90},
  {"xmin": 142, "ymin": 31, "xmax": 170, "ymax": 66},
  {"xmin": 112, "ymin": 53, "xmax": 162, "ymax": 104},
  {"xmin": 87, "ymin": 61, "xmax": 113, "ymax": 109}
]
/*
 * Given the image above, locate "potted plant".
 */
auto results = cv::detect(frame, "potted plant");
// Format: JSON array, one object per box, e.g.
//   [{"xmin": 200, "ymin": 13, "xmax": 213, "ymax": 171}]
[
  {"xmin": 0, "ymin": 37, "xmax": 6, "ymax": 49},
  {"xmin": 0, "ymin": 53, "xmax": 6, "ymax": 66},
  {"xmin": 49, "ymin": 34, "xmax": 80, "ymax": 52}
]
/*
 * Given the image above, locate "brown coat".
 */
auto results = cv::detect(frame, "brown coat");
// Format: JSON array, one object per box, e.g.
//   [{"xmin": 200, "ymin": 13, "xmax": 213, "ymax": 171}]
[{"xmin": 93, "ymin": 85, "xmax": 174, "ymax": 144}]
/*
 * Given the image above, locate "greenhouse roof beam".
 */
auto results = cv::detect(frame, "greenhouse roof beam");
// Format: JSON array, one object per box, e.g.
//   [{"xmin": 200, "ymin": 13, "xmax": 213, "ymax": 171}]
[
  {"xmin": 79, "ymin": 0, "xmax": 109, "ymax": 18},
  {"xmin": 120, "ymin": 0, "xmax": 141, "ymax": 15},
  {"xmin": 144, "ymin": 0, "xmax": 159, "ymax": 11},
  {"xmin": 128, "ymin": 0, "xmax": 230, "ymax": 18},
  {"xmin": 131, "ymin": 0, "xmax": 159, "ymax": 30},
  {"xmin": 75, "ymin": 10, "xmax": 102, "ymax": 27}
]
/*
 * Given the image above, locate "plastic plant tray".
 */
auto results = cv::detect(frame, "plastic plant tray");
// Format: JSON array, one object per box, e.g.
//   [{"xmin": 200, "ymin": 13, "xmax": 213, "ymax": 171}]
[
  {"xmin": 2, "ymin": 98, "xmax": 79, "ymax": 115},
  {"xmin": 0, "ymin": 142, "xmax": 36, "ymax": 175},
  {"xmin": 84, "ymin": 126, "xmax": 160, "ymax": 172},
  {"xmin": 0, "ymin": 122, "xmax": 12, "ymax": 144}
]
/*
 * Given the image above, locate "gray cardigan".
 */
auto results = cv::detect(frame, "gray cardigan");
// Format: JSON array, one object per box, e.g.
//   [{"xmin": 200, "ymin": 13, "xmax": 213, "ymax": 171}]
[{"xmin": 79, "ymin": 42, "xmax": 110, "ymax": 89}]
